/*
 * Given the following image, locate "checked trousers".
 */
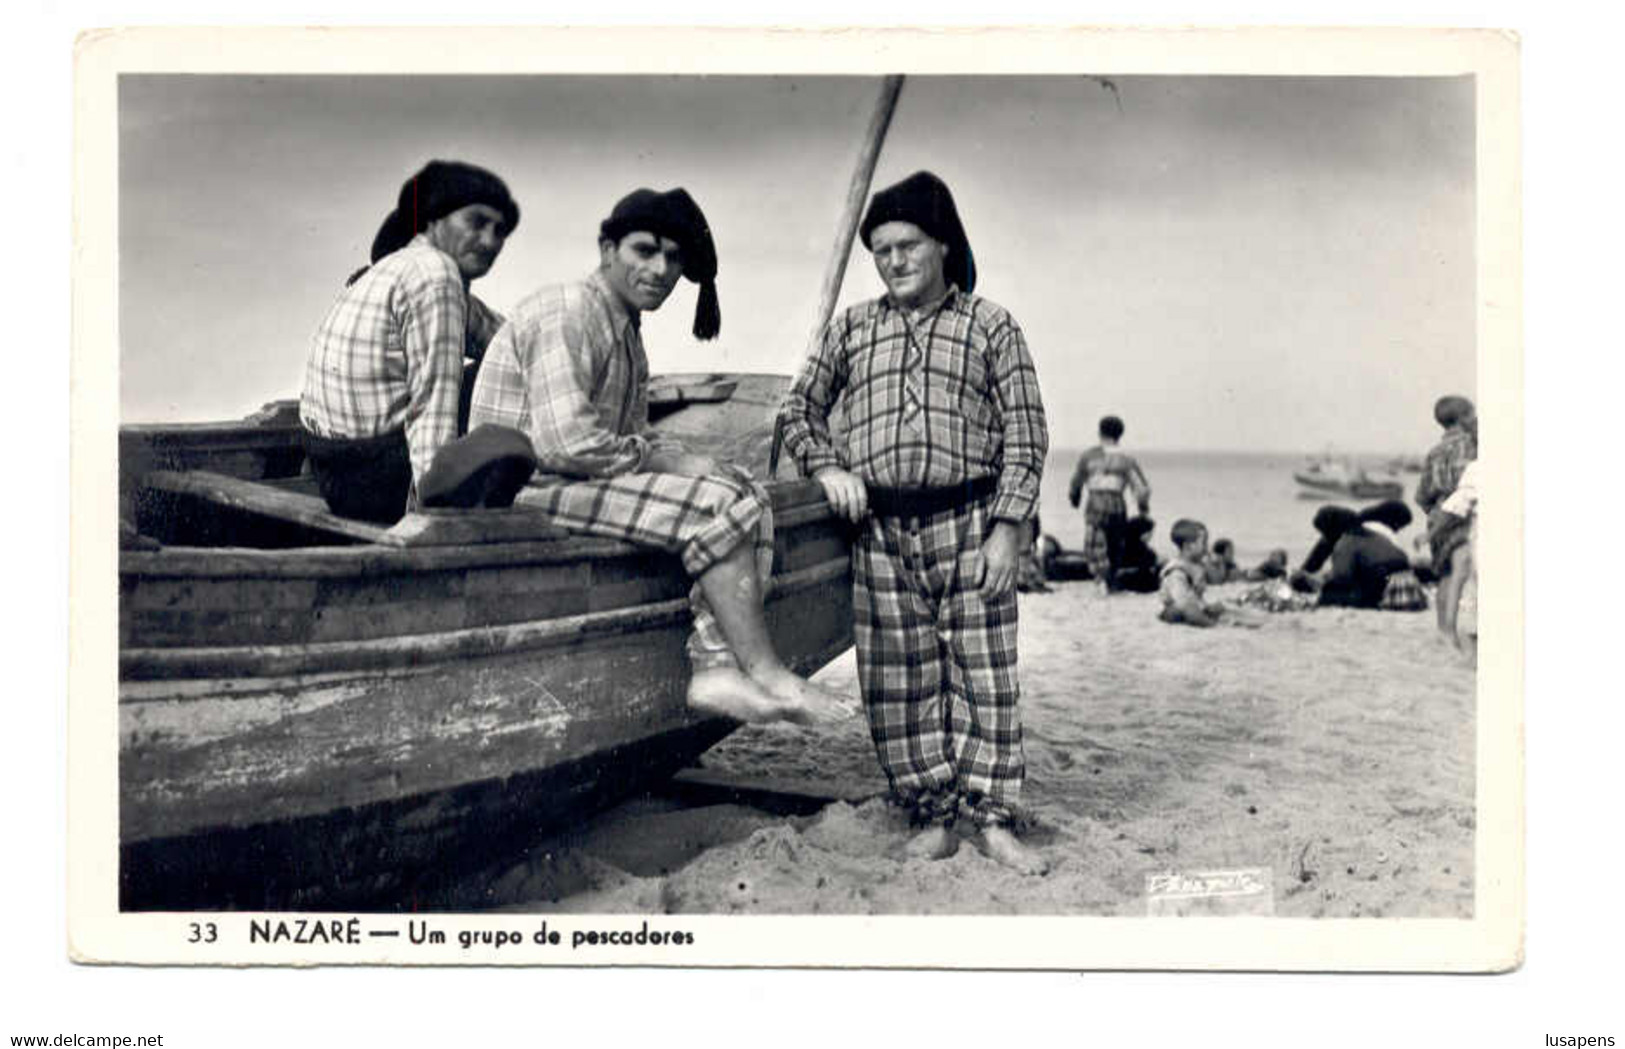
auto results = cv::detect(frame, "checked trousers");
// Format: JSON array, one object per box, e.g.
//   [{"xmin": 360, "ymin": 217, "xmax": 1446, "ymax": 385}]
[
  {"xmin": 515, "ymin": 463, "xmax": 775, "ymax": 672},
  {"xmin": 854, "ymin": 499, "xmax": 1025, "ymax": 828}
]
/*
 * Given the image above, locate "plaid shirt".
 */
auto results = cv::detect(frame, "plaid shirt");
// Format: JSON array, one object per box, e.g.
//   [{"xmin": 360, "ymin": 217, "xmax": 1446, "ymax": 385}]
[
  {"xmin": 778, "ymin": 287, "xmax": 1048, "ymax": 523},
  {"xmin": 469, "ymin": 270, "xmax": 682, "ymax": 479},
  {"xmin": 1415, "ymin": 425, "xmax": 1477, "ymax": 513},
  {"xmin": 300, "ymin": 234, "xmax": 502, "ymax": 485}
]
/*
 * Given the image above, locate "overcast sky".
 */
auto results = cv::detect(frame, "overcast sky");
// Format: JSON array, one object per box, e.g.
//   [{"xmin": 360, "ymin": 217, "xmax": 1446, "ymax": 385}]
[{"xmin": 119, "ymin": 74, "xmax": 1474, "ymax": 453}]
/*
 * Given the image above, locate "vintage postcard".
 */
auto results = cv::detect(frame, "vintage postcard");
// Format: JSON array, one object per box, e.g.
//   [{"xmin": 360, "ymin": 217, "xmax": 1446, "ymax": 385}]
[{"xmin": 69, "ymin": 25, "xmax": 1521, "ymax": 969}]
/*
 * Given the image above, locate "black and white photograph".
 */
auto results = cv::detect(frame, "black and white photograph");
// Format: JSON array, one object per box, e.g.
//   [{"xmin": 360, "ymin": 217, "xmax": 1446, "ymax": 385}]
[{"xmin": 68, "ymin": 26, "xmax": 1521, "ymax": 970}]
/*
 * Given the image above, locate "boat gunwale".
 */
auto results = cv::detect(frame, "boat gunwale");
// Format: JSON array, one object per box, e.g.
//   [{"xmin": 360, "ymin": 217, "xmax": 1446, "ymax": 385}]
[
  {"xmin": 120, "ymin": 556, "xmax": 851, "ymax": 682},
  {"xmin": 121, "ymin": 481, "xmax": 839, "ymax": 578}
]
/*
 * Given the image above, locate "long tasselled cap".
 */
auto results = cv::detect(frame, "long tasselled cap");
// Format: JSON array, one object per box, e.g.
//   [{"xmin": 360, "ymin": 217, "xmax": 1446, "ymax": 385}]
[
  {"xmin": 859, "ymin": 170, "xmax": 977, "ymax": 295},
  {"xmin": 600, "ymin": 187, "xmax": 720, "ymax": 340},
  {"xmin": 348, "ymin": 160, "xmax": 520, "ymax": 284}
]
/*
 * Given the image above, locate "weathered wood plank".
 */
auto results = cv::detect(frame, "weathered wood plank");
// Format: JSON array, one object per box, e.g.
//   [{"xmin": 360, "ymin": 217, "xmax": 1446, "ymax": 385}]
[
  {"xmin": 382, "ymin": 507, "xmax": 570, "ymax": 547},
  {"xmin": 143, "ymin": 469, "xmax": 389, "ymax": 544},
  {"xmin": 120, "ymin": 558, "xmax": 850, "ymax": 681}
]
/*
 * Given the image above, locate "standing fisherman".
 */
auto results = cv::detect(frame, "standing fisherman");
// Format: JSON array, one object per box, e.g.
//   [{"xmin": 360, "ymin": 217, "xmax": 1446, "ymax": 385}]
[
  {"xmin": 777, "ymin": 171, "xmax": 1050, "ymax": 874},
  {"xmin": 469, "ymin": 188, "xmax": 856, "ymax": 727},
  {"xmin": 300, "ymin": 160, "xmax": 517, "ymax": 523},
  {"xmin": 1067, "ymin": 415, "xmax": 1152, "ymax": 591}
]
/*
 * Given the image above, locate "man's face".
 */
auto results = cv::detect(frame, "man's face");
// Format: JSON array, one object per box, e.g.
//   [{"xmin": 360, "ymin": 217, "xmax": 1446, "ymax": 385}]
[
  {"xmin": 426, "ymin": 204, "xmax": 509, "ymax": 281},
  {"xmin": 600, "ymin": 231, "xmax": 684, "ymax": 313},
  {"xmin": 869, "ymin": 220, "xmax": 948, "ymax": 310}
]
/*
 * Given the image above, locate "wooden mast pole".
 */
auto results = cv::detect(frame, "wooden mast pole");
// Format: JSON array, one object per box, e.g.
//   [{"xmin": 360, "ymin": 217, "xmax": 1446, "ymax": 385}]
[{"xmin": 769, "ymin": 74, "xmax": 904, "ymax": 478}]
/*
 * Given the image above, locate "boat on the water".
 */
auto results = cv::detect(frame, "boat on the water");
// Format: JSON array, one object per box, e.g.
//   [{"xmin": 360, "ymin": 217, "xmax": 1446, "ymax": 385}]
[
  {"xmin": 118, "ymin": 373, "xmax": 855, "ymax": 911},
  {"xmin": 1292, "ymin": 457, "xmax": 1407, "ymax": 502}
]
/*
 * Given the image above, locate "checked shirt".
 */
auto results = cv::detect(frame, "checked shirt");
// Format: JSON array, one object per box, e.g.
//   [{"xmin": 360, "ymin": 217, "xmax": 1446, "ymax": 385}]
[
  {"xmin": 1416, "ymin": 424, "xmax": 1478, "ymax": 574},
  {"xmin": 778, "ymin": 287, "xmax": 1047, "ymax": 523},
  {"xmin": 301, "ymin": 234, "xmax": 504, "ymax": 487},
  {"xmin": 469, "ymin": 270, "xmax": 773, "ymax": 671},
  {"xmin": 778, "ymin": 287, "xmax": 1048, "ymax": 827}
]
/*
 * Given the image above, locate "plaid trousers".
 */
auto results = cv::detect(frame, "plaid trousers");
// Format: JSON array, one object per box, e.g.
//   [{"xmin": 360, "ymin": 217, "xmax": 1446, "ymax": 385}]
[
  {"xmin": 1082, "ymin": 489, "xmax": 1127, "ymax": 580},
  {"xmin": 854, "ymin": 498, "xmax": 1025, "ymax": 828},
  {"xmin": 515, "ymin": 463, "xmax": 774, "ymax": 671}
]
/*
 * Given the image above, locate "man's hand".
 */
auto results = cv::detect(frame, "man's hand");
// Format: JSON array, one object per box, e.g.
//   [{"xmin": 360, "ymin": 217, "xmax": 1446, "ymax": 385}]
[
  {"xmin": 979, "ymin": 520, "xmax": 1025, "ymax": 599},
  {"xmin": 813, "ymin": 466, "xmax": 868, "ymax": 523},
  {"xmin": 645, "ymin": 449, "xmax": 721, "ymax": 478}
]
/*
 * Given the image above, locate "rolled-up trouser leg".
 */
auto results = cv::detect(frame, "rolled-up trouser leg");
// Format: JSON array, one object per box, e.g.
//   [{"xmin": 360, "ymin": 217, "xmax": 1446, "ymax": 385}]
[{"xmin": 514, "ymin": 466, "xmax": 772, "ymax": 671}]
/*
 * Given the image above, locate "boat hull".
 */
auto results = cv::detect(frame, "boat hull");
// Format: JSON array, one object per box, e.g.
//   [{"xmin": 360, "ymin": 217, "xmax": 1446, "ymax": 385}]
[
  {"xmin": 117, "ymin": 375, "xmax": 857, "ymax": 911},
  {"xmin": 120, "ymin": 556, "xmax": 851, "ymax": 911}
]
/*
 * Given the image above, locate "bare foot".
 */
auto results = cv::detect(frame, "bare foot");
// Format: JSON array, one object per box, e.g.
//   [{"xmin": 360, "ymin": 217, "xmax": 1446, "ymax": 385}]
[
  {"xmin": 902, "ymin": 824, "xmax": 957, "ymax": 861},
  {"xmin": 753, "ymin": 667, "xmax": 862, "ymax": 725},
  {"xmin": 687, "ymin": 667, "xmax": 802, "ymax": 725},
  {"xmin": 981, "ymin": 824, "xmax": 1048, "ymax": 875}
]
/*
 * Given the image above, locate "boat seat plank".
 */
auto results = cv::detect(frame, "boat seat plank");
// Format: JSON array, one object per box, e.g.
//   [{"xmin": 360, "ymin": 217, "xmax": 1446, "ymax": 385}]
[
  {"xmin": 143, "ymin": 470, "xmax": 392, "ymax": 545},
  {"xmin": 144, "ymin": 470, "xmax": 579, "ymax": 548}
]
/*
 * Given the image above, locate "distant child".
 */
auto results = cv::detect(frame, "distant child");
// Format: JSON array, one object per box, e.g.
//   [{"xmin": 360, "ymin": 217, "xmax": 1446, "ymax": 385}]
[
  {"xmin": 1203, "ymin": 537, "xmax": 1240, "ymax": 584},
  {"xmin": 1160, "ymin": 520, "xmax": 1224, "ymax": 626},
  {"xmin": 1160, "ymin": 519, "xmax": 1263, "ymax": 629}
]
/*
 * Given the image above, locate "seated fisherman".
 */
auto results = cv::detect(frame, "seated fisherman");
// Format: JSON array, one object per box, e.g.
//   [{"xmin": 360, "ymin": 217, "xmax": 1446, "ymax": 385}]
[
  {"xmin": 300, "ymin": 160, "xmax": 518, "ymax": 523},
  {"xmin": 469, "ymin": 187, "xmax": 856, "ymax": 728}
]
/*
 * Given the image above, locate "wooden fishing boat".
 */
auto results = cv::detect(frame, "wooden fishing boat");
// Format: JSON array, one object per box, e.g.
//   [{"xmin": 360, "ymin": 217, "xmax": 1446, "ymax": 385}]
[{"xmin": 118, "ymin": 373, "xmax": 855, "ymax": 911}]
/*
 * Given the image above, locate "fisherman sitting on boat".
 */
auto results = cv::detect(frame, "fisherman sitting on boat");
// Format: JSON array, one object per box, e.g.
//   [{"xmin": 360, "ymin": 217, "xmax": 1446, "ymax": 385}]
[
  {"xmin": 300, "ymin": 160, "xmax": 518, "ymax": 524},
  {"xmin": 778, "ymin": 170, "xmax": 1051, "ymax": 875},
  {"xmin": 468, "ymin": 187, "xmax": 857, "ymax": 728}
]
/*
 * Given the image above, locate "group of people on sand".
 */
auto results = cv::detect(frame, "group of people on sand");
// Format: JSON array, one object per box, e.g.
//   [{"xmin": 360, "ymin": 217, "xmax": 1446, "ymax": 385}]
[
  {"xmin": 1031, "ymin": 400, "xmax": 1477, "ymax": 642},
  {"xmin": 1278, "ymin": 394, "xmax": 1477, "ymax": 657},
  {"xmin": 1038, "ymin": 413, "xmax": 1285, "ymax": 625},
  {"xmin": 298, "ymin": 161, "xmax": 1050, "ymax": 874}
]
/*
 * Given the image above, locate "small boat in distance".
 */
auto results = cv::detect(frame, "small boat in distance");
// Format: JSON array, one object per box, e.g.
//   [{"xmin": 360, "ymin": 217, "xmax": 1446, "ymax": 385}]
[{"xmin": 1293, "ymin": 455, "xmax": 1407, "ymax": 501}]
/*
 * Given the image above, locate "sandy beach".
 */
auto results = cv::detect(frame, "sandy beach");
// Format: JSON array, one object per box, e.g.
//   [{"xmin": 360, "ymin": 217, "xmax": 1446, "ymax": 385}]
[{"xmin": 471, "ymin": 577, "xmax": 1475, "ymax": 918}]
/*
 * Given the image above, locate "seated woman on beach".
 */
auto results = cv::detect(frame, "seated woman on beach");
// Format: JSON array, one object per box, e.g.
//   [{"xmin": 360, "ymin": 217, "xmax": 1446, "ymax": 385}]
[
  {"xmin": 1291, "ymin": 505, "xmax": 1357, "ymax": 593},
  {"xmin": 1355, "ymin": 500, "xmax": 1428, "ymax": 611},
  {"xmin": 1296, "ymin": 504, "xmax": 1427, "ymax": 611},
  {"xmin": 1106, "ymin": 514, "xmax": 1161, "ymax": 593}
]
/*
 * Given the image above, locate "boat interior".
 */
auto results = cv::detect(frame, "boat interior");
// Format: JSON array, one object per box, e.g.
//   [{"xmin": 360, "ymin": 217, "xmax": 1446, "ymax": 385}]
[{"xmin": 120, "ymin": 374, "xmax": 811, "ymax": 555}]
